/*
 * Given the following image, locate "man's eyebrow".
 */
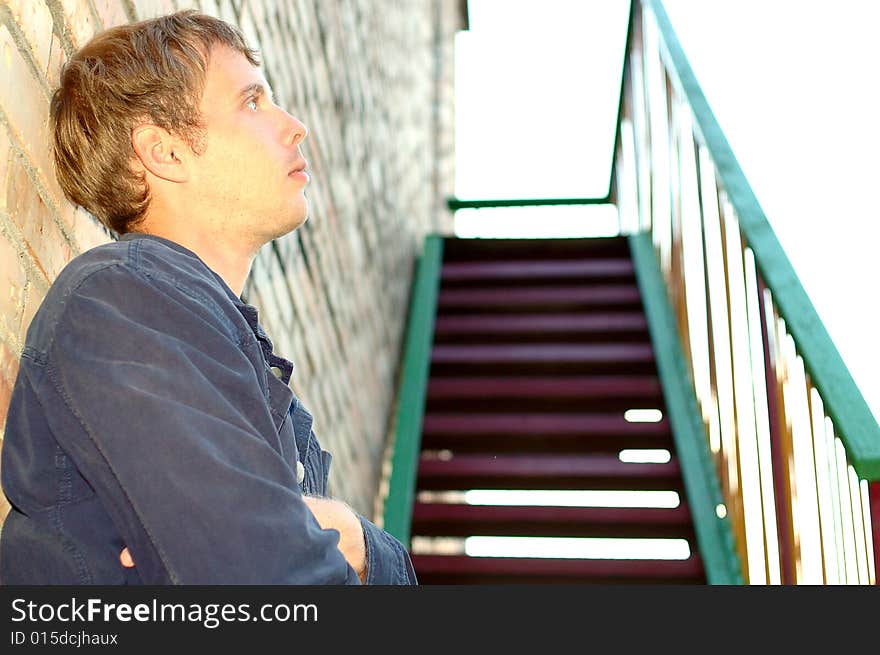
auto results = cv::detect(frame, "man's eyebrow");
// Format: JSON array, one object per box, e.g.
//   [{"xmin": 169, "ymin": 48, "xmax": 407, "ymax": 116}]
[{"xmin": 237, "ymin": 82, "xmax": 273, "ymax": 102}]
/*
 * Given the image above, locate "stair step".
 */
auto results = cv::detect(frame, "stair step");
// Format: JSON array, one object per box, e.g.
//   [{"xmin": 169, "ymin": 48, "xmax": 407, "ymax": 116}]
[
  {"xmin": 430, "ymin": 343, "xmax": 656, "ymax": 375},
  {"xmin": 416, "ymin": 454, "xmax": 682, "ymax": 490},
  {"xmin": 428, "ymin": 376, "xmax": 662, "ymax": 399},
  {"xmin": 437, "ymin": 285, "xmax": 642, "ymax": 312},
  {"xmin": 410, "ymin": 554, "xmax": 705, "ymax": 584},
  {"xmin": 421, "ymin": 413, "xmax": 671, "ymax": 453},
  {"xmin": 434, "ymin": 313, "xmax": 648, "ymax": 340},
  {"xmin": 426, "ymin": 376, "xmax": 663, "ymax": 412},
  {"xmin": 411, "ymin": 503, "xmax": 695, "ymax": 539},
  {"xmin": 441, "ymin": 259, "xmax": 634, "ymax": 283},
  {"xmin": 442, "ymin": 236, "xmax": 631, "ymax": 262},
  {"xmin": 432, "ymin": 343, "xmax": 654, "ymax": 364}
]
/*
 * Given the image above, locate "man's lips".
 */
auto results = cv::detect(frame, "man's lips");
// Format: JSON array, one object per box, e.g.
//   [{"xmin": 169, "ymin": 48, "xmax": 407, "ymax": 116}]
[{"xmin": 288, "ymin": 159, "xmax": 308, "ymax": 175}]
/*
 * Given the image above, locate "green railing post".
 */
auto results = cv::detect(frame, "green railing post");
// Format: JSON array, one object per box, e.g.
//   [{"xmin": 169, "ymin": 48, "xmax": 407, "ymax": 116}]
[
  {"xmin": 629, "ymin": 232, "xmax": 744, "ymax": 584},
  {"xmin": 382, "ymin": 235, "xmax": 444, "ymax": 546},
  {"xmin": 446, "ymin": 197, "xmax": 611, "ymax": 211}
]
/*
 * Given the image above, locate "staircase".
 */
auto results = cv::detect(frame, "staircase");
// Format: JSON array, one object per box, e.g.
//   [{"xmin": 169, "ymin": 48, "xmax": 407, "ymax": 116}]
[{"xmin": 407, "ymin": 236, "xmax": 708, "ymax": 584}]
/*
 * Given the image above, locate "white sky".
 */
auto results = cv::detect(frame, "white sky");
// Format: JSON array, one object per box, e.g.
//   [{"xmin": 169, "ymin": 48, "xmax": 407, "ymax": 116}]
[{"xmin": 454, "ymin": 0, "xmax": 880, "ymax": 426}]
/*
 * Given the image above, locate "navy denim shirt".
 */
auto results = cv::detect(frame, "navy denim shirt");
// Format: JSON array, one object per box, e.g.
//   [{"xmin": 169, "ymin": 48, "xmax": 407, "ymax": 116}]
[{"xmin": 0, "ymin": 233, "xmax": 417, "ymax": 585}]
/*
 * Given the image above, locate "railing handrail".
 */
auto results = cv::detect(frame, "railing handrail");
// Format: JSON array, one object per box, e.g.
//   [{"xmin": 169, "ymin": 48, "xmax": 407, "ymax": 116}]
[
  {"xmin": 638, "ymin": 0, "xmax": 880, "ymax": 479},
  {"xmin": 382, "ymin": 235, "xmax": 444, "ymax": 545},
  {"xmin": 446, "ymin": 197, "xmax": 610, "ymax": 210},
  {"xmin": 629, "ymin": 233, "xmax": 744, "ymax": 583}
]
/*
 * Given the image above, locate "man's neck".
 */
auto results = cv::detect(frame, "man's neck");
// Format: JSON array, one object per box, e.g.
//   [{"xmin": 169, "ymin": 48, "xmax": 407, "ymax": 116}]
[{"xmin": 137, "ymin": 225, "xmax": 255, "ymax": 298}]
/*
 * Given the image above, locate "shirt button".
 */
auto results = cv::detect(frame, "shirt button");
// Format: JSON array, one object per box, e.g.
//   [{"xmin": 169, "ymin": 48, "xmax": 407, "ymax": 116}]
[
  {"xmin": 296, "ymin": 461, "xmax": 305, "ymax": 485},
  {"xmin": 270, "ymin": 366, "xmax": 284, "ymax": 379}
]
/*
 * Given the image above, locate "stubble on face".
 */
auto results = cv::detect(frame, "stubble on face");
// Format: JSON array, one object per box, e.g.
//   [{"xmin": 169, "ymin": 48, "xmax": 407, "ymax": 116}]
[{"xmin": 193, "ymin": 46, "xmax": 310, "ymax": 252}]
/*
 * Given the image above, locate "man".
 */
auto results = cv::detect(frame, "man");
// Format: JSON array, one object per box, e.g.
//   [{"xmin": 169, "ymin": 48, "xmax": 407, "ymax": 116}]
[{"xmin": 0, "ymin": 11, "xmax": 417, "ymax": 585}]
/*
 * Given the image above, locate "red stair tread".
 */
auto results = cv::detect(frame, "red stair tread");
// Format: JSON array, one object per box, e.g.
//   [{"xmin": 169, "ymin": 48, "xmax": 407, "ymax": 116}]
[
  {"xmin": 434, "ymin": 313, "xmax": 648, "ymax": 334},
  {"xmin": 442, "ymin": 236, "xmax": 630, "ymax": 261},
  {"xmin": 420, "ymin": 413, "xmax": 673, "ymax": 453},
  {"xmin": 411, "ymin": 554, "xmax": 705, "ymax": 584},
  {"xmin": 422, "ymin": 413, "xmax": 670, "ymax": 435},
  {"xmin": 411, "ymin": 503, "xmax": 694, "ymax": 539},
  {"xmin": 427, "ymin": 376, "xmax": 662, "ymax": 399},
  {"xmin": 441, "ymin": 259, "xmax": 634, "ymax": 281},
  {"xmin": 437, "ymin": 285, "xmax": 641, "ymax": 307},
  {"xmin": 431, "ymin": 343, "xmax": 654, "ymax": 364},
  {"xmin": 416, "ymin": 453, "xmax": 682, "ymax": 490}
]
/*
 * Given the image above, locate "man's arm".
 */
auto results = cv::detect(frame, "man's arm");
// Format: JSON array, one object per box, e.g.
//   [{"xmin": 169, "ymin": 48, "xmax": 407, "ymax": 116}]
[
  {"xmin": 303, "ymin": 434, "xmax": 418, "ymax": 585},
  {"xmin": 44, "ymin": 266, "xmax": 361, "ymax": 584}
]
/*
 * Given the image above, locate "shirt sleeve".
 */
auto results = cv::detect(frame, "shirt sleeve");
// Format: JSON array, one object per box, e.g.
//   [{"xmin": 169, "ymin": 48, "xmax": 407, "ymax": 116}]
[
  {"xmin": 359, "ymin": 515, "xmax": 419, "ymax": 585},
  {"xmin": 43, "ymin": 265, "xmax": 361, "ymax": 585}
]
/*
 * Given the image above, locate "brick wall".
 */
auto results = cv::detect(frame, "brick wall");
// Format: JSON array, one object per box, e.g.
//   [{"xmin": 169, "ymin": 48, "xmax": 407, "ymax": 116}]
[{"xmin": 0, "ymin": 0, "xmax": 459, "ymax": 534}]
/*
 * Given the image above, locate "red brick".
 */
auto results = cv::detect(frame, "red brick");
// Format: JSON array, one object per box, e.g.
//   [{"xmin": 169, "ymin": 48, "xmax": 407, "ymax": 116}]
[
  {"xmin": 57, "ymin": 0, "xmax": 99, "ymax": 51},
  {"xmin": 5, "ymin": 0, "xmax": 55, "ymax": 78},
  {"xmin": 0, "ymin": 237, "xmax": 26, "ymax": 341},
  {"xmin": 46, "ymin": 33, "xmax": 66, "ymax": 92},
  {"xmin": 90, "ymin": 0, "xmax": 131, "ymax": 30},
  {"xmin": 6, "ymin": 153, "xmax": 71, "ymax": 282},
  {"xmin": 0, "ymin": 26, "xmax": 50, "ymax": 172},
  {"xmin": 0, "ymin": 339, "xmax": 20, "ymax": 431},
  {"xmin": 130, "ymin": 0, "xmax": 177, "ymax": 21},
  {"xmin": 19, "ymin": 278, "xmax": 46, "ymax": 345},
  {"xmin": 7, "ymin": 155, "xmax": 43, "ymax": 248},
  {"xmin": 0, "ymin": 126, "xmax": 10, "ymax": 212},
  {"xmin": 69, "ymin": 207, "xmax": 111, "ymax": 254},
  {"xmin": 198, "ymin": 0, "xmax": 222, "ymax": 18},
  {"xmin": 0, "ymin": 25, "xmax": 71, "ymax": 228}
]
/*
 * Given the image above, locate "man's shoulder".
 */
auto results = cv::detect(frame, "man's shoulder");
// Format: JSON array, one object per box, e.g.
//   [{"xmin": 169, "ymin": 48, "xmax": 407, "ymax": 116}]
[{"xmin": 24, "ymin": 237, "xmax": 239, "ymax": 355}]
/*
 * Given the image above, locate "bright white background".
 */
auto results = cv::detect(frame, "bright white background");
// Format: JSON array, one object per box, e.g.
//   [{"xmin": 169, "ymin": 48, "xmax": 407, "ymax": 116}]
[{"xmin": 454, "ymin": 0, "xmax": 880, "ymax": 426}]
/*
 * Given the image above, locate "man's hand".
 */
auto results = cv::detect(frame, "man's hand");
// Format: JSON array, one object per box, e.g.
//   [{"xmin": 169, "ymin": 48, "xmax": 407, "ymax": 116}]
[
  {"xmin": 301, "ymin": 496, "xmax": 367, "ymax": 583},
  {"xmin": 118, "ymin": 496, "xmax": 368, "ymax": 582}
]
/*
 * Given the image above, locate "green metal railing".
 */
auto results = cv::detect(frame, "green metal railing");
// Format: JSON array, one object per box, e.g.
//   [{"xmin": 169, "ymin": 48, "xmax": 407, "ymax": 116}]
[
  {"xmin": 382, "ymin": 236, "xmax": 444, "ymax": 546},
  {"xmin": 614, "ymin": 0, "xmax": 878, "ymax": 583},
  {"xmin": 384, "ymin": 0, "xmax": 879, "ymax": 584},
  {"xmin": 447, "ymin": 197, "xmax": 610, "ymax": 211}
]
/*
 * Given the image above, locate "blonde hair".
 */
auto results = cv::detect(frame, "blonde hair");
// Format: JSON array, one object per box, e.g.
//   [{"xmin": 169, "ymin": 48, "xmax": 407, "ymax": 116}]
[{"xmin": 50, "ymin": 10, "xmax": 260, "ymax": 234}]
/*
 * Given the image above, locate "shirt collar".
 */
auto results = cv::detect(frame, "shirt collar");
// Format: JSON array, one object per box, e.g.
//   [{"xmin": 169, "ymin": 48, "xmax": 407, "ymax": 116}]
[{"xmin": 119, "ymin": 232, "xmax": 247, "ymax": 308}]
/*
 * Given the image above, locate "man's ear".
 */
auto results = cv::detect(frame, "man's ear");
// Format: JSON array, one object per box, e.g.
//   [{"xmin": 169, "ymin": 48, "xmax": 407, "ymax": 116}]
[{"xmin": 131, "ymin": 124, "xmax": 191, "ymax": 183}]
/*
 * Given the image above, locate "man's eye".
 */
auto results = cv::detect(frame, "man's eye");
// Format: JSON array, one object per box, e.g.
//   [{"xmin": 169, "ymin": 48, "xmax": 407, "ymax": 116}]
[{"xmin": 246, "ymin": 97, "xmax": 258, "ymax": 111}]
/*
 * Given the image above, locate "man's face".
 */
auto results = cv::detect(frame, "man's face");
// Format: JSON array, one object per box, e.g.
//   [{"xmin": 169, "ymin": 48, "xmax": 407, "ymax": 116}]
[{"xmin": 191, "ymin": 45, "xmax": 309, "ymax": 248}]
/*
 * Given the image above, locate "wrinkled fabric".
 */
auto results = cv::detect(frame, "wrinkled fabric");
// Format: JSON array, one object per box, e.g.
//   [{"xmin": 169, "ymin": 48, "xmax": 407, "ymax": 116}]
[{"xmin": 0, "ymin": 232, "xmax": 417, "ymax": 585}]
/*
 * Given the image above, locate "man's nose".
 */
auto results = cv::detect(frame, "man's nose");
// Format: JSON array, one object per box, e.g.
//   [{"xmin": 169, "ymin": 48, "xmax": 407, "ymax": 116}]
[{"xmin": 285, "ymin": 113, "xmax": 308, "ymax": 146}]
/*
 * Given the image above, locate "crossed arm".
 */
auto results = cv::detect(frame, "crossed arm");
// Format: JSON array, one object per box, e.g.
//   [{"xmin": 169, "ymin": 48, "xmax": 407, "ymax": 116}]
[{"xmin": 120, "ymin": 495, "xmax": 369, "ymax": 583}]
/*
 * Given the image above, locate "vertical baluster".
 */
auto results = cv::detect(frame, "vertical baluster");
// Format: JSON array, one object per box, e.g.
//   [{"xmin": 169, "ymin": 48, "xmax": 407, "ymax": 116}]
[
  {"xmin": 848, "ymin": 465, "xmax": 870, "ymax": 584},
  {"xmin": 642, "ymin": 12, "xmax": 672, "ymax": 269},
  {"xmin": 864, "ymin": 481, "xmax": 877, "ymax": 584},
  {"xmin": 834, "ymin": 437, "xmax": 859, "ymax": 583},
  {"xmin": 822, "ymin": 417, "xmax": 845, "ymax": 584},
  {"xmin": 758, "ymin": 282, "xmax": 795, "ymax": 583},
  {"xmin": 676, "ymin": 104, "xmax": 714, "ymax": 438},
  {"xmin": 744, "ymin": 251, "xmax": 781, "ymax": 583},
  {"xmin": 721, "ymin": 208, "xmax": 766, "ymax": 583},
  {"xmin": 629, "ymin": 3, "xmax": 652, "ymax": 233},
  {"xmin": 784, "ymin": 344, "xmax": 823, "ymax": 582},
  {"xmin": 617, "ymin": 118, "xmax": 639, "ymax": 234},
  {"xmin": 697, "ymin": 152, "xmax": 725, "ymax": 459},
  {"xmin": 806, "ymin": 385, "xmax": 835, "ymax": 582}
]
